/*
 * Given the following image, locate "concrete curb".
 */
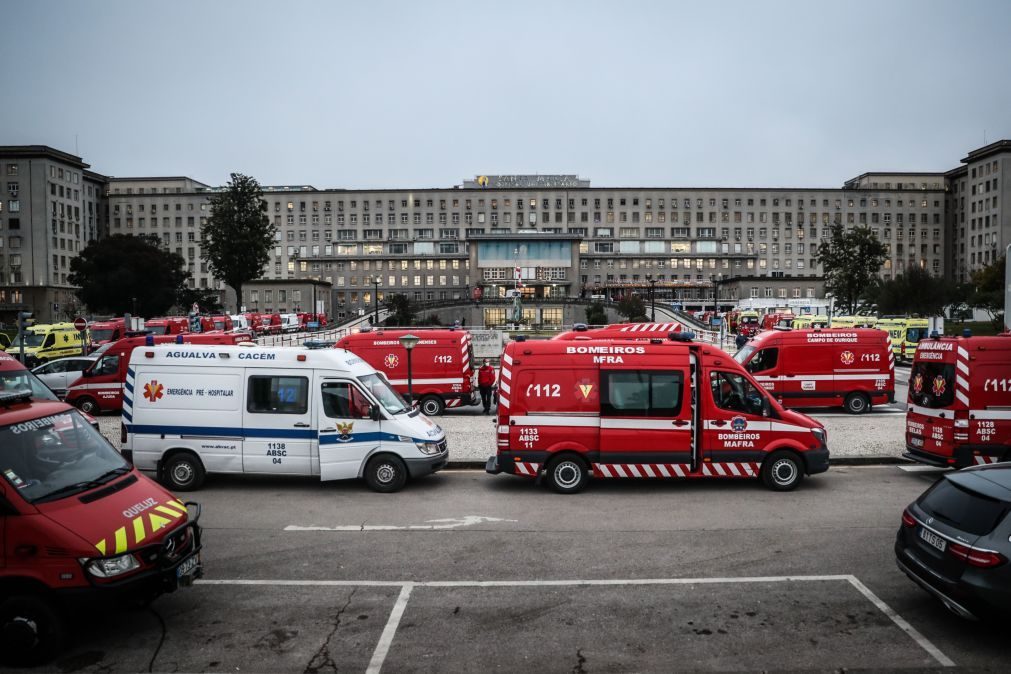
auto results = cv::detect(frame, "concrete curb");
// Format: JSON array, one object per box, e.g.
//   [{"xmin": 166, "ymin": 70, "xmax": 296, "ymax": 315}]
[{"xmin": 443, "ymin": 456, "xmax": 912, "ymax": 470}]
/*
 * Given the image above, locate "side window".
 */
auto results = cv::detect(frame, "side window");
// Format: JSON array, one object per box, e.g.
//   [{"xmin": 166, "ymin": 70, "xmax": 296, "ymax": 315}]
[
  {"xmin": 746, "ymin": 348, "xmax": 778, "ymax": 373},
  {"xmin": 98, "ymin": 355, "xmax": 120, "ymax": 376},
  {"xmin": 710, "ymin": 371, "xmax": 766, "ymax": 416},
  {"xmin": 42, "ymin": 334, "xmax": 56, "ymax": 348},
  {"xmin": 321, "ymin": 382, "xmax": 371, "ymax": 419},
  {"xmin": 247, "ymin": 376, "xmax": 309, "ymax": 414},
  {"xmin": 601, "ymin": 370, "xmax": 683, "ymax": 417}
]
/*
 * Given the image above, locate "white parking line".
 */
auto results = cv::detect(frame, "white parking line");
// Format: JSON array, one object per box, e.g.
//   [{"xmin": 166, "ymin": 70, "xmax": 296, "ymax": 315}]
[
  {"xmin": 284, "ymin": 515, "xmax": 517, "ymax": 532},
  {"xmin": 898, "ymin": 465, "xmax": 950, "ymax": 473},
  {"xmin": 198, "ymin": 574, "xmax": 954, "ymax": 670}
]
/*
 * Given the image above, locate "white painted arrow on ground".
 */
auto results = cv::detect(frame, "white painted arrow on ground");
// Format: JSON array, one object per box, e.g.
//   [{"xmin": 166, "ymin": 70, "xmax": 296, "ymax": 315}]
[{"xmin": 284, "ymin": 515, "xmax": 518, "ymax": 532}]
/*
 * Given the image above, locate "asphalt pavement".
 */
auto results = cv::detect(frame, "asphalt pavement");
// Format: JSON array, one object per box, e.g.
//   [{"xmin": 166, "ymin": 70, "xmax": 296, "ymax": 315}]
[{"xmin": 29, "ymin": 465, "xmax": 1004, "ymax": 672}]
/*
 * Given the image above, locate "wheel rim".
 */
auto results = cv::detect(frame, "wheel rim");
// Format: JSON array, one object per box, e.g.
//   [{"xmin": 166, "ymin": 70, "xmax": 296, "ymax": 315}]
[
  {"xmin": 422, "ymin": 400, "xmax": 439, "ymax": 415},
  {"xmin": 553, "ymin": 461, "xmax": 582, "ymax": 489},
  {"xmin": 850, "ymin": 397, "xmax": 865, "ymax": 412},
  {"xmin": 171, "ymin": 461, "xmax": 194, "ymax": 486},
  {"xmin": 80, "ymin": 399, "xmax": 96, "ymax": 414},
  {"xmin": 376, "ymin": 462, "xmax": 396, "ymax": 484},
  {"xmin": 2, "ymin": 616, "xmax": 40, "ymax": 651},
  {"xmin": 771, "ymin": 458, "xmax": 797, "ymax": 486}
]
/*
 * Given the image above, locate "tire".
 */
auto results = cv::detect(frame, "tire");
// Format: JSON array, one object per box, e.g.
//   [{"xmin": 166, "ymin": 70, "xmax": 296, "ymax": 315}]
[
  {"xmin": 75, "ymin": 396, "xmax": 100, "ymax": 415},
  {"xmin": 364, "ymin": 454, "xmax": 408, "ymax": 493},
  {"xmin": 161, "ymin": 452, "xmax": 206, "ymax": 491},
  {"xmin": 0, "ymin": 595, "xmax": 66, "ymax": 667},
  {"xmin": 545, "ymin": 455, "xmax": 589, "ymax": 494},
  {"xmin": 844, "ymin": 392, "xmax": 870, "ymax": 415},
  {"xmin": 419, "ymin": 395, "xmax": 445, "ymax": 417},
  {"xmin": 761, "ymin": 450, "xmax": 804, "ymax": 491}
]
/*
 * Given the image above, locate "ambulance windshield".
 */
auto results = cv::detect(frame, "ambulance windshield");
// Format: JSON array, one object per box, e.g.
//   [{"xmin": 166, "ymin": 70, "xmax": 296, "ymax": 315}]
[
  {"xmin": 0, "ymin": 370, "xmax": 59, "ymax": 401},
  {"xmin": 146, "ymin": 324, "xmax": 169, "ymax": 335},
  {"xmin": 0, "ymin": 410, "xmax": 129, "ymax": 504},
  {"xmin": 90, "ymin": 328, "xmax": 116, "ymax": 343},
  {"xmin": 358, "ymin": 373, "xmax": 409, "ymax": 415},
  {"xmin": 906, "ymin": 327, "xmax": 928, "ymax": 343},
  {"xmin": 21, "ymin": 332, "xmax": 49, "ymax": 348},
  {"xmin": 733, "ymin": 345, "xmax": 756, "ymax": 363}
]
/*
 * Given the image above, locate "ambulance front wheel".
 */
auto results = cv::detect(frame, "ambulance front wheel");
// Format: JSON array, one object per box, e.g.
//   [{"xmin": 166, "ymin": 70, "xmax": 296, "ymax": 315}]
[
  {"xmin": 75, "ymin": 396, "xmax": 99, "ymax": 416},
  {"xmin": 419, "ymin": 395, "xmax": 445, "ymax": 417},
  {"xmin": 365, "ymin": 454, "xmax": 408, "ymax": 493},
  {"xmin": 0, "ymin": 594, "xmax": 66, "ymax": 667},
  {"xmin": 545, "ymin": 455, "xmax": 589, "ymax": 494},
  {"xmin": 761, "ymin": 450, "xmax": 804, "ymax": 491},
  {"xmin": 844, "ymin": 392, "xmax": 870, "ymax": 414},
  {"xmin": 161, "ymin": 451, "xmax": 206, "ymax": 491}
]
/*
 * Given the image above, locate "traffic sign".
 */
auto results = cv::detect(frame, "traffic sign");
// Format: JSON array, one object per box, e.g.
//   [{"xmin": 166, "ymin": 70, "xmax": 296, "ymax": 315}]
[{"xmin": 73, "ymin": 317, "xmax": 87, "ymax": 331}]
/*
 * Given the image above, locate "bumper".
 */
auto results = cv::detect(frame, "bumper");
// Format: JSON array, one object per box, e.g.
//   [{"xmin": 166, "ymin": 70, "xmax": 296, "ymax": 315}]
[
  {"xmin": 404, "ymin": 450, "xmax": 448, "ymax": 478},
  {"xmin": 803, "ymin": 446, "xmax": 830, "ymax": 475},
  {"xmin": 902, "ymin": 445, "xmax": 952, "ymax": 468}
]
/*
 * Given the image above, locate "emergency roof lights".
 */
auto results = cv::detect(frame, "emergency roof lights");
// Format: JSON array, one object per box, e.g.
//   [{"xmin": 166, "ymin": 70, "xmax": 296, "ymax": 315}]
[{"xmin": 668, "ymin": 331, "xmax": 695, "ymax": 342}]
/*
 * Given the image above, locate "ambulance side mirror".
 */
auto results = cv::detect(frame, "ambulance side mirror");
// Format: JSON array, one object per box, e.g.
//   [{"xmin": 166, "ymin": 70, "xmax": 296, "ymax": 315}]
[{"xmin": 370, "ymin": 405, "xmax": 382, "ymax": 422}]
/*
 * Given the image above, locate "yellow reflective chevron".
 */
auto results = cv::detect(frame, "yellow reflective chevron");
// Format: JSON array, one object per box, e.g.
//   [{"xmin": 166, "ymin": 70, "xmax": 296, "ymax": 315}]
[
  {"xmin": 95, "ymin": 539, "xmax": 106, "ymax": 555},
  {"xmin": 91, "ymin": 499, "xmax": 188, "ymax": 556},
  {"xmin": 148, "ymin": 512, "xmax": 172, "ymax": 532},
  {"xmin": 114, "ymin": 527, "xmax": 128, "ymax": 554},
  {"xmin": 133, "ymin": 516, "xmax": 146, "ymax": 544},
  {"xmin": 168, "ymin": 499, "xmax": 186, "ymax": 512},
  {"xmin": 154, "ymin": 504, "xmax": 182, "ymax": 519}
]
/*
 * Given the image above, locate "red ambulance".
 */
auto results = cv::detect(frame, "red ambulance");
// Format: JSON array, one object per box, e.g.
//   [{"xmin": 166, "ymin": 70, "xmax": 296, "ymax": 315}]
[
  {"xmin": 145, "ymin": 317, "xmax": 190, "ymax": 336},
  {"xmin": 904, "ymin": 333, "xmax": 1011, "ymax": 468},
  {"xmin": 88, "ymin": 318, "xmax": 127, "ymax": 350},
  {"xmin": 0, "ymin": 392, "xmax": 202, "ymax": 665},
  {"xmin": 735, "ymin": 328, "xmax": 895, "ymax": 414},
  {"xmin": 760, "ymin": 312, "xmax": 795, "ymax": 332},
  {"xmin": 335, "ymin": 328, "xmax": 477, "ymax": 416},
  {"xmin": 553, "ymin": 322, "xmax": 685, "ymax": 340},
  {"xmin": 65, "ymin": 333, "xmax": 252, "ymax": 414},
  {"xmin": 486, "ymin": 335, "xmax": 828, "ymax": 493},
  {"xmin": 209, "ymin": 315, "xmax": 233, "ymax": 332},
  {"xmin": 257, "ymin": 313, "xmax": 282, "ymax": 335}
]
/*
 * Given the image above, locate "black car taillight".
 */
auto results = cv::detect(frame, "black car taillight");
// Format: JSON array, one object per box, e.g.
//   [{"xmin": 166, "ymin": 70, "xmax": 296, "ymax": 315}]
[
  {"xmin": 901, "ymin": 508, "xmax": 916, "ymax": 528},
  {"xmin": 948, "ymin": 542, "xmax": 1008, "ymax": 568}
]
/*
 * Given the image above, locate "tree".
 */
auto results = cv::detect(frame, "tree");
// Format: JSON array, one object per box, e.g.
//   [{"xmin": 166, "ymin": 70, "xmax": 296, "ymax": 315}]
[
  {"xmin": 177, "ymin": 286, "xmax": 224, "ymax": 315},
  {"xmin": 865, "ymin": 266, "xmax": 951, "ymax": 317},
  {"xmin": 201, "ymin": 173, "xmax": 275, "ymax": 313},
  {"xmin": 616, "ymin": 294, "xmax": 648, "ymax": 322},
  {"xmin": 384, "ymin": 293, "xmax": 415, "ymax": 326},
  {"xmin": 970, "ymin": 255, "xmax": 1006, "ymax": 330},
  {"xmin": 68, "ymin": 235, "xmax": 189, "ymax": 316},
  {"xmin": 816, "ymin": 224, "xmax": 888, "ymax": 314},
  {"xmin": 585, "ymin": 302, "xmax": 607, "ymax": 326}
]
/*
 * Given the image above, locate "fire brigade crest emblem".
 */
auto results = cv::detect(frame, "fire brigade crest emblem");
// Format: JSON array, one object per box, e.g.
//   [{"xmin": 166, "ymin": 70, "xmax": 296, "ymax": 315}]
[
  {"xmin": 840, "ymin": 351, "xmax": 855, "ymax": 365},
  {"xmin": 731, "ymin": 416, "xmax": 747, "ymax": 432},
  {"xmin": 384, "ymin": 354, "xmax": 399, "ymax": 369},
  {"xmin": 932, "ymin": 375, "xmax": 946, "ymax": 397},
  {"xmin": 336, "ymin": 422, "xmax": 354, "ymax": 442},
  {"xmin": 143, "ymin": 380, "xmax": 164, "ymax": 403},
  {"xmin": 912, "ymin": 373, "xmax": 924, "ymax": 394}
]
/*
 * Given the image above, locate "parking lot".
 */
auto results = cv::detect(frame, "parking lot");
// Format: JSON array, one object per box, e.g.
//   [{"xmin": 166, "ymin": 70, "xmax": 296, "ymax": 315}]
[{"xmin": 32, "ymin": 465, "xmax": 1005, "ymax": 672}]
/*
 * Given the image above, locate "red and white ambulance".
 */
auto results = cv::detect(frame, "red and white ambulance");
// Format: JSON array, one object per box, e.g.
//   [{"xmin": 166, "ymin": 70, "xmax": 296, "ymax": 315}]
[
  {"xmin": 88, "ymin": 318, "xmax": 127, "ymax": 350},
  {"xmin": 552, "ymin": 322, "xmax": 684, "ymax": 340},
  {"xmin": 145, "ymin": 317, "xmax": 190, "ymax": 336},
  {"xmin": 486, "ymin": 335, "xmax": 829, "ymax": 493},
  {"xmin": 904, "ymin": 333, "xmax": 1011, "ymax": 468},
  {"xmin": 734, "ymin": 328, "xmax": 895, "ymax": 414},
  {"xmin": 335, "ymin": 328, "xmax": 477, "ymax": 416},
  {"xmin": 65, "ymin": 333, "xmax": 253, "ymax": 415}
]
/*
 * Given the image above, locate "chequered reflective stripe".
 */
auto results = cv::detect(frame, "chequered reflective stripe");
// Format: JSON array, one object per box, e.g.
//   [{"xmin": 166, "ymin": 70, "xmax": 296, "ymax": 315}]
[
  {"xmin": 94, "ymin": 499, "xmax": 187, "ymax": 555},
  {"xmin": 446, "ymin": 398, "xmax": 462, "ymax": 408},
  {"xmin": 593, "ymin": 462, "xmax": 758, "ymax": 478},
  {"xmin": 514, "ymin": 461, "xmax": 539, "ymax": 476},
  {"xmin": 618, "ymin": 322, "xmax": 681, "ymax": 333},
  {"xmin": 460, "ymin": 333, "xmax": 471, "ymax": 369},
  {"xmin": 498, "ymin": 353, "xmax": 513, "ymax": 409},
  {"xmin": 123, "ymin": 367, "xmax": 136, "ymax": 421},
  {"xmin": 886, "ymin": 335, "xmax": 895, "ymax": 371},
  {"xmin": 955, "ymin": 346, "xmax": 970, "ymax": 407},
  {"xmin": 973, "ymin": 455, "xmax": 1002, "ymax": 465}
]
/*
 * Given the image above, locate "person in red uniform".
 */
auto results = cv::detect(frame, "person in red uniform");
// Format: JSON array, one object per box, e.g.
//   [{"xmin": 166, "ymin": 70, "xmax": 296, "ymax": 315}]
[{"xmin": 478, "ymin": 359, "xmax": 496, "ymax": 414}]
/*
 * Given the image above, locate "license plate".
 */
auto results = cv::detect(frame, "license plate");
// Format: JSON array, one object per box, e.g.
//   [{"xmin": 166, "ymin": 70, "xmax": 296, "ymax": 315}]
[
  {"xmin": 919, "ymin": 527, "xmax": 946, "ymax": 552},
  {"xmin": 176, "ymin": 554, "xmax": 200, "ymax": 579},
  {"xmin": 910, "ymin": 436, "xmax": 924, "ymax": 448}
]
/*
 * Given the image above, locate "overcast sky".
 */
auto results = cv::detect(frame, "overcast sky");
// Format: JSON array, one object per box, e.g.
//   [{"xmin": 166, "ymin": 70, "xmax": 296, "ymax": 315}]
[{"xmin": 5, "ymin": 0, "xmax": 1010, "ymax": 189}]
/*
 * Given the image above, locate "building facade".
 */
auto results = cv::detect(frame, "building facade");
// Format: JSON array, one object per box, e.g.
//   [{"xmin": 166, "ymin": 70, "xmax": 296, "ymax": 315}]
[{"xmin": 2, "ymin": 140, "xmax": 1008, "ymax": 324}]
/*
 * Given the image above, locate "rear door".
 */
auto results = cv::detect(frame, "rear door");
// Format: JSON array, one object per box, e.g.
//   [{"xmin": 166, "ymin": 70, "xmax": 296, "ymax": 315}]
[
  {"xmin": 241, "ymin": 370, "xmax": 313, "ymax": 475},
  {"xmin": 598, "ymin": 367, "xmax": 691, "ymax": 475},
  {"xmin": 317, "ymin": 379, "xmax": 382, "ymax": 480},
  {"xmin": 907, "ymin": 360, "xmax": 956, "ymax": 458}
]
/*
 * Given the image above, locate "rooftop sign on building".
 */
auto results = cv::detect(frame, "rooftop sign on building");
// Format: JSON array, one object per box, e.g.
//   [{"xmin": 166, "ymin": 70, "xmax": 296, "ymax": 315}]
[{"xmin": 463, "ymin": 174, "xmax": 590, "ymax": 189}]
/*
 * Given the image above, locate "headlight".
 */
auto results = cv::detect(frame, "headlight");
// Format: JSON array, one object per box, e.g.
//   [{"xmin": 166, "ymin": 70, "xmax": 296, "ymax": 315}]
[
  {"xmin": 80, "ymin": 553, "xmax": 140, "ymax": 578},
  {"xmin": 811, "ymin": 427, "xmax": 827, "ymax": 444},
  {"xmin": 415, "ymin": 441, "xmax": 442, "ymax": 455}
]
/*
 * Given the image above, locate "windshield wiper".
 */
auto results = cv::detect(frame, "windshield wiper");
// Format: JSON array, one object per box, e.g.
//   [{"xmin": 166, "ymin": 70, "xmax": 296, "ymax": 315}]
[{"xmin": 34, "ymin": 466, "xmax": 131, "ymax": 503}]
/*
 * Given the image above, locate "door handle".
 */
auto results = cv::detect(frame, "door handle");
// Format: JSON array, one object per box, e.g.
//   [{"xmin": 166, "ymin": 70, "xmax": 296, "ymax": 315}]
[
  {"xmin": 320, "ymin": 427, "xmax": 335, "ymax": 433},
  {"xmin": 712, "ymin": 420, "xmax": 727, "ymax": 427},
  {"xmin": 294, "ymin": 422, "xmax": 310, "ymax": 428},
  {"xmin": 672, "ymin": 420, "xmax": 689, "ymax": 427}
]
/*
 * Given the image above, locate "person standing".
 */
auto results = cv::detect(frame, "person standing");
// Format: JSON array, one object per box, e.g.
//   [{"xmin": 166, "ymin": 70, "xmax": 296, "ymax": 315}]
[{"xmin": 478, "ymin": 359, "xmax": 496, "ymax": 414}]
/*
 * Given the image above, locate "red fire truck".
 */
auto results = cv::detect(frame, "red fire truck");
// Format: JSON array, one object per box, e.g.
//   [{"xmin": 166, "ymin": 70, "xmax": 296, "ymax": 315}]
[
  {"xmin": 335, "ymin": 328, "xmax": 477, "ymax": 416},
  {"xmin": 904, "ymin": 333, "xmax": 1011, "ymax": 468},
  {"xmin": 735, "ymin": 328, "xmax": 894, "ymax": 414},
  {"xmin": 0, "ymin": 392, "xmax": 201, "ymax": 665},
  {"xmin": 486, "ymin": 335, "xmax": 829, "ymax": 493}
]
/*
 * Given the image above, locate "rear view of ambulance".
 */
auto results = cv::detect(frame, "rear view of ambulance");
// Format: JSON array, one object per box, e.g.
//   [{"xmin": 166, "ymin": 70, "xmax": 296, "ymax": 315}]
[
  {"xmin": 487, "ymin": 336, "xmax": 828, "ymax": 493},
  {"xmin": 905, "ymin": 333, "xmax": 1011, "ymax": 468},
  {"xmin": 335, "ymin": 329, "xmax": 477, "ymax": 416},
  {"xmin": 124, "ymin": 345, "xmax": 448, "ymax": 492},
  {"xmin": 735, "ymin": 328, "xmax": 894, "ymax": 414}
]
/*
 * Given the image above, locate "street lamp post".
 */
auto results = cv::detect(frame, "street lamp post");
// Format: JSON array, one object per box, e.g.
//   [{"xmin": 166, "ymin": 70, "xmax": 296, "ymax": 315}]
[
  {"xmin": 372, "ymin": 276, "xmax": 380, "ymax": 326},
  {"xmin": 646, "ymin": 274, "xmax": 657, "ymax": 322},
  {"xmin": 399, "ymin": 333, "xmax": 420, "ymax": 405}
]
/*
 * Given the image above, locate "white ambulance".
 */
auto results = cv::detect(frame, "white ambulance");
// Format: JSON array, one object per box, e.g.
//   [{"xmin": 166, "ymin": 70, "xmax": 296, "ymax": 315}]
[{"xmin": 123, "ymin": 344, "xmax": 448, "ymax": 492}]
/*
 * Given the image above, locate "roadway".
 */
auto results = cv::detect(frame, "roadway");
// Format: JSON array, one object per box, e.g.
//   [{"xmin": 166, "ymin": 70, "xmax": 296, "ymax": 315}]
[{"xmin": 29, "ymin": 466, "xmax": 1003, "ymax": 672}]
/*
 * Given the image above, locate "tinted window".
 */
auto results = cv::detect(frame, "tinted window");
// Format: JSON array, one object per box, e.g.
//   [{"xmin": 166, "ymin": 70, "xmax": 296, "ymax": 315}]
[
  {"xmin": 710, "ymin": 371, "xmax": 766, "ymax": 416},
  {"xmin": 247, "ymin": 376, "xmax": 309, "ymax": 414},
  {"xmin": 601, "ymin": 371, "xmax": 682, "ymax": 417},
  {"xmin": 919, "ymin": 478, "xmax": 1009, "ymax": 536},
  {"xmin": 321, "ymin": 382, "xmax": 371, "ymax": 419},
  {"xmin": 97, "ymin": 355, "xmax": 120, "ymax": 377},
  {"xmin": 746, "ymin": 348, "xmax": 778, "ymax": 373},
  {"xmin": 908, "ymin": 362, "xmax": 955, "ymax": 408}
]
